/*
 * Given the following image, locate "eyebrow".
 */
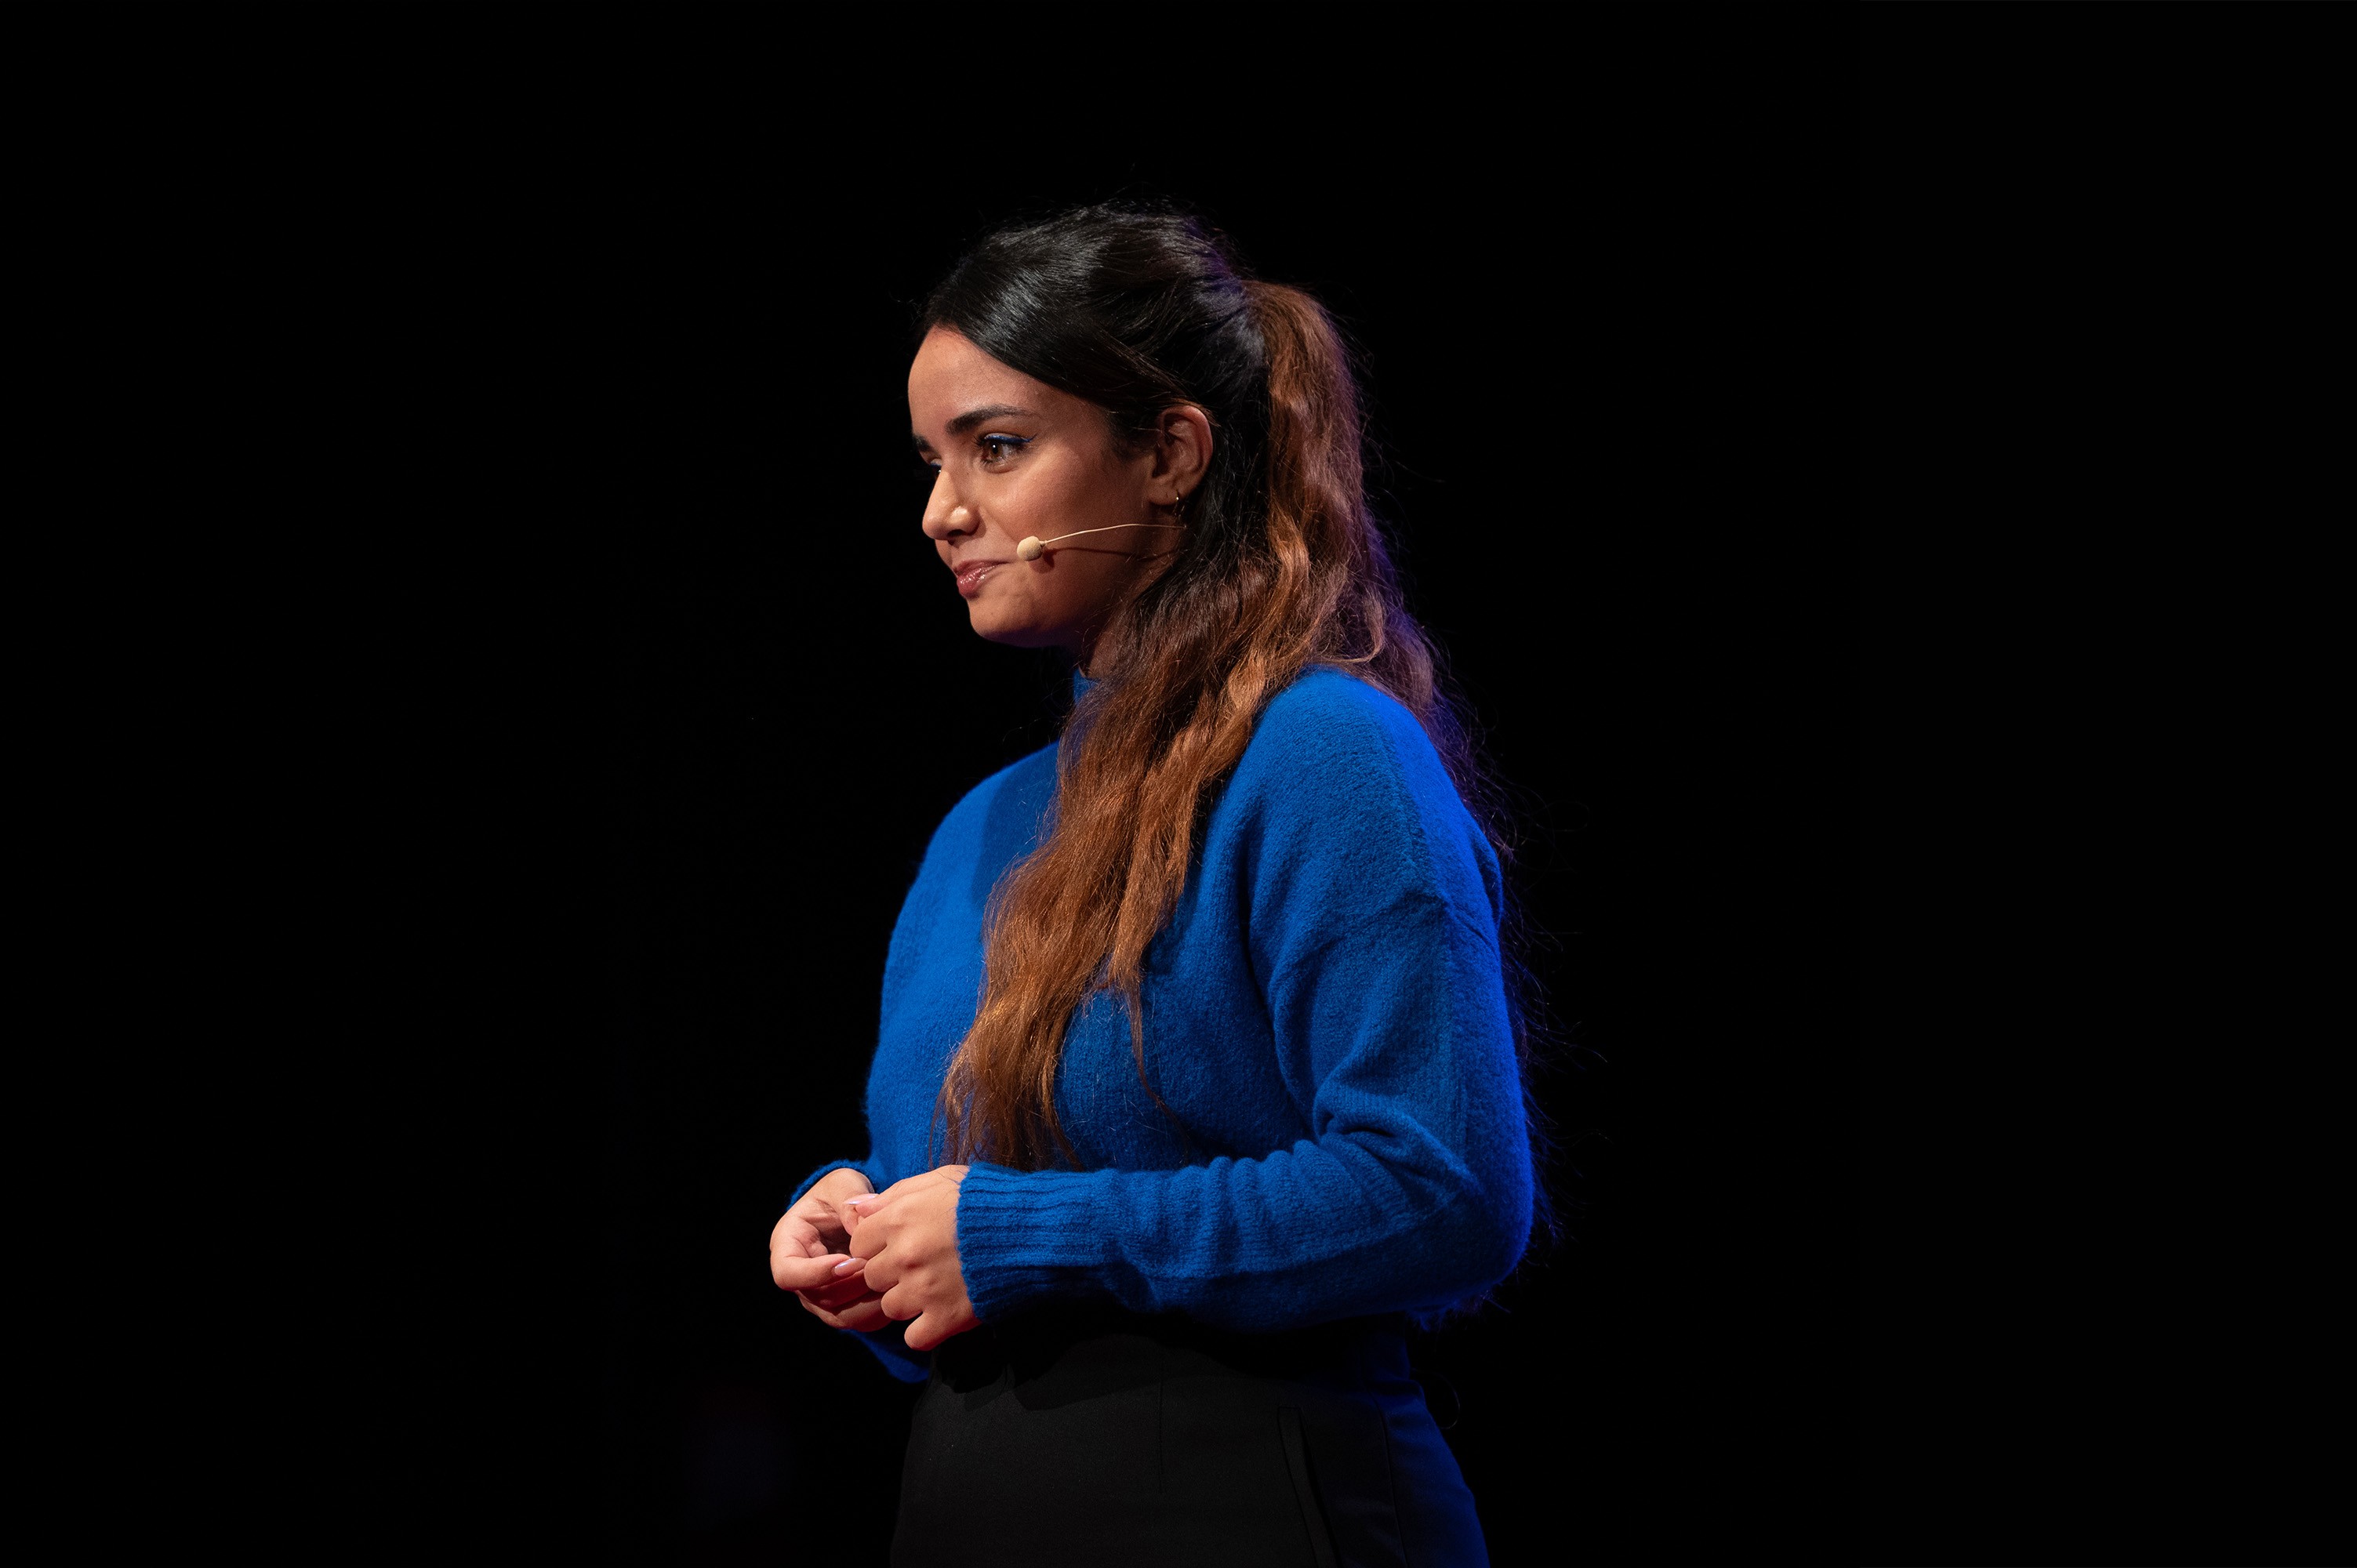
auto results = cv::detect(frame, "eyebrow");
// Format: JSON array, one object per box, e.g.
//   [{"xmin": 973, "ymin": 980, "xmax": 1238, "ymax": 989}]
[{"xmin": 912, "ymin": 404, "xmax": 1038, "ymax": 448}]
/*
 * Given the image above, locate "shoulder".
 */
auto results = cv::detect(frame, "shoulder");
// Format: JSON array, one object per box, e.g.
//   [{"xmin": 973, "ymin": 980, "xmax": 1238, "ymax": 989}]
[
  {"xmin": 919, "ymin": 741, "xmax": 1060, "ymax": 873},
  {"xmin": 1235, "ymin": 667, "xmax": 1458, "ymax": 813},
  {"xmin": 1224, "ymin": 668, "xmax": 1498, "ymax": 924},
  {"xmin": 948, "ymin": 740, "xmax": 1060, "ymax": 823}
]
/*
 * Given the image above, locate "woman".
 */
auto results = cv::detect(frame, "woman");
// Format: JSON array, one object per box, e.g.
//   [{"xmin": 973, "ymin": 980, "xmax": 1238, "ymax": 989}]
[{"xmin": 769, "ymin": 205, "xmax": 1536, "ymax": 1567}]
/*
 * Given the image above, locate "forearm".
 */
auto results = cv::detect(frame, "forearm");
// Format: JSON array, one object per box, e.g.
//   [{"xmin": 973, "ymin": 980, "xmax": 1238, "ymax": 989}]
[{"xmin": 955, "ymin": 1132, "xmax": 1531, "ymax": 1331}]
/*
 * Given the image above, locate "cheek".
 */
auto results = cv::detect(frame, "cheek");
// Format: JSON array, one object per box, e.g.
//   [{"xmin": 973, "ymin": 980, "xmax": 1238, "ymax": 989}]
[
  {"xmin": 1035, "ymin": 554, "xmax": 1131, "ymax": 622},
  {"xmin": 983, "ymin": 564, "xmax": 1073, "ymax": 622},
  {"xmin": 1003, "ymin": 448, "xmax": 1118, "ymax": 535},
  {"xmin": 968, "ymin": 557, "xmax": 1113, "ymax": 644}
]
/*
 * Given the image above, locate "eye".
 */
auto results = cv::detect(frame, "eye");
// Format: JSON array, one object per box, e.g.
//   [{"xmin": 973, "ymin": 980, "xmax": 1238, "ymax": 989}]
[{"xmin": 978, "ymin": 434, "xmax": 1030, "ymax": 466}]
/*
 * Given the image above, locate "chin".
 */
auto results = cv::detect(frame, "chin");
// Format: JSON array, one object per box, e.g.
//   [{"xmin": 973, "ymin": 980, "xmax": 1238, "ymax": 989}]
[{"xmin": 965, "ymin": 601, "xmax": 1057, "ymax": 649}]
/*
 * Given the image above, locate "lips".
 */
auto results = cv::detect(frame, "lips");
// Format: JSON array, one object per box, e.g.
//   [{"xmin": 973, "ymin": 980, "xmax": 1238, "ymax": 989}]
[{"xmin": 953, "ymin": 560, "xmax": 1004, "ymax": 598}]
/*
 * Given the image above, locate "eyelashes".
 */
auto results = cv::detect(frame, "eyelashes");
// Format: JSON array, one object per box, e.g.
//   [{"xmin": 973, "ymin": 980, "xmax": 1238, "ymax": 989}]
[{"xmin": 913, "ymin": 431, "xmax": 1033, "ymax": 483}]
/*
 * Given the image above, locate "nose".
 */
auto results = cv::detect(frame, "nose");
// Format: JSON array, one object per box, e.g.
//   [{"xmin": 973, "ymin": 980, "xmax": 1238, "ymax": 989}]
[{"xmin": 921, "ymin": 470, "xmax": 975, "ymax": 543}]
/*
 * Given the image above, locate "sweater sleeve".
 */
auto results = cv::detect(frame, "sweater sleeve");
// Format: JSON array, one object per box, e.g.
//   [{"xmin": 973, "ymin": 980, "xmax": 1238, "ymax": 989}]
[{"xmin": 953, "ymin": 680, "xmax": 1534, "ymax": 1331}]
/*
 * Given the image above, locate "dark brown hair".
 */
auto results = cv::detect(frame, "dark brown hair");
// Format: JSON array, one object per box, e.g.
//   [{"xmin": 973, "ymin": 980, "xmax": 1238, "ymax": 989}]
[{"xmin": 924, "ymin": 204, "xmax": 1542, "ymax": 1185}]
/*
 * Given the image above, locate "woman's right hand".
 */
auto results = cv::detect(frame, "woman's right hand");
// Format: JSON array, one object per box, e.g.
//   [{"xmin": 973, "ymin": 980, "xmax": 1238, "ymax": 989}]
[{"xmin": 770, "ymin": 1167, "xmax": 888, "ymax": 1331}]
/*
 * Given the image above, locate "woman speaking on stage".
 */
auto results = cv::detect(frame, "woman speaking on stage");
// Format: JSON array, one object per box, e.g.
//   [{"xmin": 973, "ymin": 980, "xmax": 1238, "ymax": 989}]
[{"xmin": 769, "ymin": 203, "xmax": 1538, "ymax": 1567}]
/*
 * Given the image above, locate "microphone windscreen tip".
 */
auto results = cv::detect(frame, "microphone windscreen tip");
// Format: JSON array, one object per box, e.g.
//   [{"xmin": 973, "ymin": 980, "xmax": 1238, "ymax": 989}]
[{"xmin": 1016, "ymin": 538, "xmax": 1044, "ymax": 561}]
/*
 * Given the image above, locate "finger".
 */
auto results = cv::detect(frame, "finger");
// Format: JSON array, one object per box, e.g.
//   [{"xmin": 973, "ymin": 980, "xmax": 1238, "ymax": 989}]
[
  {"xmin": 772, "ymin": 1214, "xmax": 826, "ymax": 1257},
  {"xmin": 848, "ymin": 1215, "xmax": 892, "ymax": 1264},
  {"xmin": 784, "ymin": 1192, "xmax": 845, "ymax": 1226},
  {"xmin": 797, "ymin": 1289, "xmax": 885, "ymax": 1331},
  {"xmin": 801, "ymin": 1283, "xmax": 877, "ymax": 1320},
  {"xmin": 804, "ymin": 1272, "xmax": 871, "ymax": 1310},
  {"xmin": 878, "ymin": 1283, "xmax": 921, "ymax": 1323},
  {"xmin": 801, "ymin": 1296, "xmax": 864, "ymax": 1330},
  {"xmin": 839, "ymin": 1292, "xmax": 891, "ymax": 1330},
  {"xmin": 832, "ymin": 1297, "xmax": 890, "ymax": 1333},
  {"xmin": 782, "ymin": 1216, "xmax": 839, "ymax": 1254},
  {"xmin": 772, "ymin": 1251, "xmax": 850, "ymax": 1292},
  {"xmin": 808, "ymin": 1264, "xmax": 870, "ymax": 1308},
  {"xmin": 903, "ymin": 1305, "xmax": 975, "ymax": 1353},
  {"xmin": 796, "ymin": 1209, "xmax": 852, "ymax": 1251}
]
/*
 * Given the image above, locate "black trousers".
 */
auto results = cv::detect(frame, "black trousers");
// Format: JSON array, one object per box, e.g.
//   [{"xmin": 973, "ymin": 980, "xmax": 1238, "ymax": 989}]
[{"xmin": 892, "ymin": 1306, "xmax": 1487, "ymax": 1568}]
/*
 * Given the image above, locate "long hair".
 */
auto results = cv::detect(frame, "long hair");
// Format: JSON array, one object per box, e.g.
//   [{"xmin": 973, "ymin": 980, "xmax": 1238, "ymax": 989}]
[{"xmin": 926, "ymin": 204, "xmax": 1545, "ymax": 1188}]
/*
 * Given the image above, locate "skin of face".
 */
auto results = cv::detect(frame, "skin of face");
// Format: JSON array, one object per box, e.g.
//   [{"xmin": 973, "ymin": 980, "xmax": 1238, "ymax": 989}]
[{"xmin": 909, "ymin": 326, "xmax": 1211, "ymax": 670}]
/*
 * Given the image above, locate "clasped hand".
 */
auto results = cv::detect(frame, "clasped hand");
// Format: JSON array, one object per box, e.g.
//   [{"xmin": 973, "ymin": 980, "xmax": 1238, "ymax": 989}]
[{"xmin": 768, "ymin": 1165, "xmax": 977, "ymax": 1352}]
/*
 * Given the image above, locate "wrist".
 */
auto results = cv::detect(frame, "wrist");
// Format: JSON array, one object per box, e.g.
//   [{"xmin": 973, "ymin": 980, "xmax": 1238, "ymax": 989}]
[{"xmin": 813, "ymin": 1167, "xmax": 877, "ymax": 1201}]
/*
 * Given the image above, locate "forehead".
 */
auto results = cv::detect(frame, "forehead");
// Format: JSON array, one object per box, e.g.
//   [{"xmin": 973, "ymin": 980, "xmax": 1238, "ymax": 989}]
[{"xmin": 907, "ymin": 327, "xmax": 1082, "ymax": 433}]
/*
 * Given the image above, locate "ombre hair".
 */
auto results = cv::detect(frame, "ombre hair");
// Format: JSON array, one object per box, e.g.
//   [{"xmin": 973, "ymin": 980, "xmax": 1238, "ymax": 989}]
[{"xmin": 924, "ymin": 204, "xmax": 1543, "ymax": 1179}]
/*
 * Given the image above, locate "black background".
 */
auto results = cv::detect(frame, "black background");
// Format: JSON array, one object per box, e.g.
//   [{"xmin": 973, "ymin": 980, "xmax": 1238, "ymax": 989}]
[
  {"xmin": 24, "ymin": 11, "xmax": 1865, "ymax": 1566},
  {"xmin": 590, "ymin": 65, "xmax": 1854, "ymax": 1568},
  {"xmin": 26, "ymin": 9, "xmax": 2344, "ymax": 1564},
  {"xmin": 1853, "ymin": 14, "xmax": 2345, "ymax": 1568},
  {"xmin": 598, "ymin": 48, "xmax": 1858, "ymax": 1568},
  {"xmin": 13, "ymin": 8, "xmax": 2079, "ymax": 1566},
  {"xmin": 594, "ymin": 24, "xmax": 1860, "ymax": 1560}
]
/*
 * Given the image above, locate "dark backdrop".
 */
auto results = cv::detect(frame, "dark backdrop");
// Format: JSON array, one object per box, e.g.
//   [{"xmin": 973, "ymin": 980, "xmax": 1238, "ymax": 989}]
[
  {"xmin": 20, "ymin": 12, "xmax": 1863, "ymax": 1566},
  {"xmin": 30, "ymin": 12, "xmax": 2345, "ymax": 1565},
  {"xmin": 595, "ymin": 28, "xmax": 1858, "ymax": 1568}
]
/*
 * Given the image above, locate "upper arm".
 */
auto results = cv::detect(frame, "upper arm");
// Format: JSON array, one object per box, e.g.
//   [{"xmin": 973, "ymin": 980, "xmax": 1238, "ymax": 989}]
[
  {"xmin": 1228, "ymin": 674, "xmax": 1515, "ymax": 1122},
  {"xmin": 1234, "ymin": 673, "xmax": 1502, "ymax": 1007}
]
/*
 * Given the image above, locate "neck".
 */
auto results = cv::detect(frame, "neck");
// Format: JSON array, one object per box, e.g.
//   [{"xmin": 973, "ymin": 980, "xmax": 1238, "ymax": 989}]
[
  {"xmin": 1078, "ymin": 531, "xmax": 1192, "ymax": 673},
  {"xmin": 1070, "ymin": 570, "xmax": 1160, "ymax": 677}
]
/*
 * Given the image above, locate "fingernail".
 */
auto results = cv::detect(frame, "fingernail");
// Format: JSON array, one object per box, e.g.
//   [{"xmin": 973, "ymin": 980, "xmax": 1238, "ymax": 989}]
[{"xmin": 832, "ymin": 1258, "xmax": 862, "ymax": 1276}]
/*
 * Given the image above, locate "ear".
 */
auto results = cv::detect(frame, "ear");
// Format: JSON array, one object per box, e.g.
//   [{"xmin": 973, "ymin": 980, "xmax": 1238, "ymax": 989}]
[{"xmin": 1147, "ymin": 405, "xmax": 1214, "ymax": 503}]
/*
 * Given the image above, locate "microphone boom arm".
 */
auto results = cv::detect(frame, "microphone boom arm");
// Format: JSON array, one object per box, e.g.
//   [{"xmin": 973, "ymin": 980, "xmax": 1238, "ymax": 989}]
[{"xmin": 1015, "ymin": 523, "xmax": 1182, "ymax": 562}]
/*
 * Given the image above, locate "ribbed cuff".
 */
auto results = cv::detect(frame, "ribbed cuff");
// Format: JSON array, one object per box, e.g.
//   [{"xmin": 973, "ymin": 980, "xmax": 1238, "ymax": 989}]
[{"xmin": 955, "ymin": 1163, "xmax": 1113, "ymax": 1322}]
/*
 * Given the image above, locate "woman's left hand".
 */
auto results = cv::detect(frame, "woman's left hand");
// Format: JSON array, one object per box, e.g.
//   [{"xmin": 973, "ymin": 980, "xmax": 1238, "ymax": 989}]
[{"xmin": 841, "ymin": 1164, "xmax": 976, "ymax": 1352}]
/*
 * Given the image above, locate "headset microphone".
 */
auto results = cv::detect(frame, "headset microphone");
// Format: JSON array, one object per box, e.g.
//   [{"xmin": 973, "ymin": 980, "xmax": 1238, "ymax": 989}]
[{"xmin": 1015, "ymin": 523, "xmax": 1183, "ymax": 562}]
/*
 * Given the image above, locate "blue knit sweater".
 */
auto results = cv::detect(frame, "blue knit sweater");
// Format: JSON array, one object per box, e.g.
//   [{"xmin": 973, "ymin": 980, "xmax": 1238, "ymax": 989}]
[{"xmin": 792, "ymin": 669, "xmax": 1534, "ymax": 1381}]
